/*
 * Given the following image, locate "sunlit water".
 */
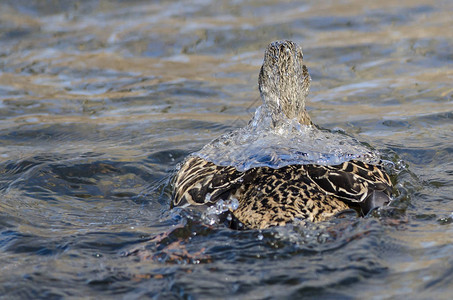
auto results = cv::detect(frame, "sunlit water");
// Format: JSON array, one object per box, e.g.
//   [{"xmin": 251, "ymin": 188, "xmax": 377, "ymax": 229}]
[{"xmin": 0, "ymin": 0, "xmax": 452, "ymax": 299}]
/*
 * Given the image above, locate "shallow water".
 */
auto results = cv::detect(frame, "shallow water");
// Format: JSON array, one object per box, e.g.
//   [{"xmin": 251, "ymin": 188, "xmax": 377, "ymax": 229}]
[{"xmin": 0, "ymin": 0, "xmax": 452, "ymax": 299}]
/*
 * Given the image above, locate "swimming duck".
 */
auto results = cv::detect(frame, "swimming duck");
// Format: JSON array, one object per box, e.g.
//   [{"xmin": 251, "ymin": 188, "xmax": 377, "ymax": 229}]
[{"xmin": 171, "ymin": 40, "xmax": 392, "ymax": 229}]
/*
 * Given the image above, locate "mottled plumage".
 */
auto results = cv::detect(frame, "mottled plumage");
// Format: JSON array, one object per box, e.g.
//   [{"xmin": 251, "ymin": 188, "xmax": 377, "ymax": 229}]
[{"xmin": 171, "ymin": 40, "xmax": 393, "ymax": 229}]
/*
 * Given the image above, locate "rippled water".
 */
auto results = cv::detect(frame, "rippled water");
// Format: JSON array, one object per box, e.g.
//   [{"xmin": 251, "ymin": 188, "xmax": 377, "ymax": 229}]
[{"xmin": 0, "ymin": 0, "xmax": 452, "ymax": 299}]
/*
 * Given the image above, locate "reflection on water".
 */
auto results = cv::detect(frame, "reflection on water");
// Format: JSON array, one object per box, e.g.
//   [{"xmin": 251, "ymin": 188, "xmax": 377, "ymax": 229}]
[{"xmin": 0, "ymin": 0, "xmax": 452, "ymax": 298}]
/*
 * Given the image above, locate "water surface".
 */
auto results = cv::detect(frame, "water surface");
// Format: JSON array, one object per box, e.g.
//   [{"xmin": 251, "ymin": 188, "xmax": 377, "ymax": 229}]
[{"xmin": 0, "ymin": 0, "xmax": 452, "ymax": 299}]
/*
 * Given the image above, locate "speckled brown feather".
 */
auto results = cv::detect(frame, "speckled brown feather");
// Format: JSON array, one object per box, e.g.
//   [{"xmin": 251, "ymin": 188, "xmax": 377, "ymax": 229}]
[{"xmin": 172, "ymin": 156, "xmax": 392, "ymax": 229}]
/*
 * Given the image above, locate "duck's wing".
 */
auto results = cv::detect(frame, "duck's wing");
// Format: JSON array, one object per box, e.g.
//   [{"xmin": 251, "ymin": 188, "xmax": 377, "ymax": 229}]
[
  {"xmin": 303, "ymin": 160, "xmax": 393, "ymax": 214},
  {"xmin": 171, "ymin": 156, "xmax": 245, "ymax": 207}
]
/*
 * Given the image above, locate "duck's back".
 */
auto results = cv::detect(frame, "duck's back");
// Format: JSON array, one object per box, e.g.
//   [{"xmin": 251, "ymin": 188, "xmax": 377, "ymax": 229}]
[{"xmin": 172, "ymin": 156, "xmax": 392, "ymax": 229}]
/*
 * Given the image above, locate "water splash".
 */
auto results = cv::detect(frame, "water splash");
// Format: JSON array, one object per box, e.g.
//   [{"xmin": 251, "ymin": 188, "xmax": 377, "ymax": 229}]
[
  {"xmin": 195, "ymin": 104, "xmax": 380, "ymax": 171},
  {"xmin": 202, "ymin": 197, "xmax": 239, "ymax": 226}
]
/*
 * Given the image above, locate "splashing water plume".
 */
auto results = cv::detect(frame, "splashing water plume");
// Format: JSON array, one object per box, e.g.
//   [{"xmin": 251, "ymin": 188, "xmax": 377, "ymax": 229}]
[{"xmin": 195, "ymin": 101, "xmax": 380, "ymax": 172}]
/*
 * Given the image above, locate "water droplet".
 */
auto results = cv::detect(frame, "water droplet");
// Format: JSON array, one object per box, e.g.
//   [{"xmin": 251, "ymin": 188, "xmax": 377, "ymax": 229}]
[
  {"xmin": 207, "ymin": 216, "xmax": 217, "ymax": 225},
  {"xmin": 229, "ymin": 197, "xmax": 239, "ymax": 211},
  {"xmin": 205, "ymin": 193, "xmax": 212, "ymax": 202}
]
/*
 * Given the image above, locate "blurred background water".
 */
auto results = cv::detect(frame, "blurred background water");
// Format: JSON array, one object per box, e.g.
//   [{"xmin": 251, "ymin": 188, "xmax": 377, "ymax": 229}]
[{"xmin": 0, "ymin": 0, "xmax": 452, "ymax": 299}]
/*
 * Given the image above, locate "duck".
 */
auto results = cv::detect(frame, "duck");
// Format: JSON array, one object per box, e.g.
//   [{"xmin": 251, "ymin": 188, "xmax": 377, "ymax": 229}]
[{"xmin": 171, "ymin": 40, "xmax": 393, "ymax": 230}]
